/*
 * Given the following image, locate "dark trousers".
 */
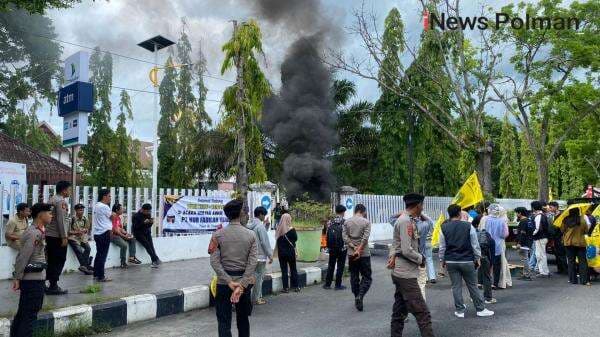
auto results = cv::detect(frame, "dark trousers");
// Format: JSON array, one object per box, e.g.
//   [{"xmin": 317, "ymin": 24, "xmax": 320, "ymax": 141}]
[
  {"xmin": 134, "ymin": 230, "xmax": 159, "ymax": 262},
  {"xmin": 348, "ymin": 256, "xmax": 372, "ymax": 298},
  {"xmin": 215, "ymin": 284, "xmax": 253, "ymax": 337},
  {"xmin": 478, "ymin": 256, "xmax": 493, "ymax": 300},
  {"xmin": 45, "ymin": 236, "xmax": 67, "ymax": 287},
  {"xmin": 554, "ymin": 240, "xmax": 568, "ymax": 274},
  {"xmin": 68, "ymin": 240, "xmax": 91, "ymax": 267},
  {"xmin": 279, "ymin": 255, "xmax": 298, "ymax": 289},
  {"xmin": 566, "ymin": 246, "xmax": 588, "ymax": 284},
  {"xmin": 391, "ymin": 276, "xmax": 434, "ymax": 337},
  {"xmin": 93, "ymin": 231, "xmax": 111, "ymax": 279},
  {"xmin": 11, "ymin": 280, "xmax": 45, "ymax": 337},
  {"xmin": 325, "ymin": 248, "xmax": 346, "ymax": 287},
  {"xmin": 492, "ymin": 254, "xmax": 501, "ymax": 287}
]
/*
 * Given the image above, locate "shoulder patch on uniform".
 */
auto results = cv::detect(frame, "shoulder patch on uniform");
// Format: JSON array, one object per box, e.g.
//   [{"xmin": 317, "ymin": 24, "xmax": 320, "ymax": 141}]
[{"xmin": 407, "ymin": 222, "xmax": 415, "ymax": 237}]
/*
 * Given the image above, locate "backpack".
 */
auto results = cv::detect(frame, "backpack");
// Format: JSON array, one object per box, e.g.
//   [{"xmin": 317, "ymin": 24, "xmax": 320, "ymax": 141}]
[
  {"xmin": 477, "ymin": 229, "xmax": 490, "ymax": 253},
  {"xmin": 327, "ymin": 217, "xmax": 345, "ymax": 250},
  {"xmin": 526, "ymin": 215, "xmax": 537, "ymax": 233}
]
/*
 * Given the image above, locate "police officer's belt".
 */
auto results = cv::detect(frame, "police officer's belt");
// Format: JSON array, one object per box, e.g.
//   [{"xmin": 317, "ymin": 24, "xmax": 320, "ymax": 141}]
[{"xmin": 225, "ymin": 269, "xmax": 245, "ymax": 276}]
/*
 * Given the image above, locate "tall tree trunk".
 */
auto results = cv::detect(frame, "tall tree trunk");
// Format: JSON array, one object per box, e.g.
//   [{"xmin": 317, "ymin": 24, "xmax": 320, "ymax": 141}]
[
  {"xmin": 407, "ymin": 113, "xmax": 415, "ymax": 192},
  {"xmin": 537, "ymin": 159, "xmax": 549, "ymax": 202},
  {"xmin": 477, "ymin": 142, "xmax": 493, "ymax": 195},
  {"xmin": 233, "ymin": 21, "xmax": 249, "ymax": 224}
]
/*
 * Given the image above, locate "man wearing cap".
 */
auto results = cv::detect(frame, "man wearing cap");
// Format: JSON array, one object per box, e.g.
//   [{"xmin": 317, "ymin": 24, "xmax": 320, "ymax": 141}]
[
  {"xmin": 387, "ymin": 193, "xmax": 434, "ymax": 337},
  {"xmin": 343, "ymin": 203, "xmax": 372, "ymax": 312}
]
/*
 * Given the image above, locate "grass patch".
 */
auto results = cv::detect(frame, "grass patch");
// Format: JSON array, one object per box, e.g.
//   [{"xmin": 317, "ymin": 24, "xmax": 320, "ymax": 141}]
[
  {"xmin": 33, "ymin": 321, "xmax": 112, "ymax": 337},
  {"xmin": 80, "ymin": 284, "xmax": 102, "ymax": 294}
]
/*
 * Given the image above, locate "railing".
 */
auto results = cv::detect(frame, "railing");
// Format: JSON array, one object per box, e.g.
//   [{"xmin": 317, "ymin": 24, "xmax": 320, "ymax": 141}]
[
  {"xmin": 0, "ymin": 182, "xmax": 234, "ymax": 244},
  {"xmin": 353, "ymin": 194, "xmax": 559, "ymax": 224}
]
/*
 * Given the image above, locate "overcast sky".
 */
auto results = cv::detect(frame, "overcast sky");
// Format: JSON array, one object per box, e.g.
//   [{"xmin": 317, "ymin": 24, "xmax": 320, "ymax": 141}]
[{"xmin": 38, "ymin": 0, "xmax": 524, "ymax": 141}]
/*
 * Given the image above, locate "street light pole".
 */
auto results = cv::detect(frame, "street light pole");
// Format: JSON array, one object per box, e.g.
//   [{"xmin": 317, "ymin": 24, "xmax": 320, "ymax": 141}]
[
  {"xmin": 138, "ymin": 35, "xmax": 175, "ymax": 223},
  {"xmin": 151, "ymin": 42, "xmax": 158, "ymax": 215}
]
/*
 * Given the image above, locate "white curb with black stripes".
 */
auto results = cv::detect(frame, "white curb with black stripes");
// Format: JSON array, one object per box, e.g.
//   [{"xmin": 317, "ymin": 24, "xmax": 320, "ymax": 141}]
[{"xmin": 2, "ymin": 266, "xmax": 326, "ymax": 336}]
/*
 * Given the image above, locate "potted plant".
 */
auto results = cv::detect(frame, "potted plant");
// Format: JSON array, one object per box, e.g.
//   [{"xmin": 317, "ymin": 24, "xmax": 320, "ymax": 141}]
[{"xmin": 289, "ymin": 197, "xmax": 332, "ymax": 262}]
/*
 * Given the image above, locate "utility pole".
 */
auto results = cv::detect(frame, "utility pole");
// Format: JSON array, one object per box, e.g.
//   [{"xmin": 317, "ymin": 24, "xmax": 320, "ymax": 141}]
[{"xmin": 232, "ymin": 20, "xmax": 249, "ymax": 223}]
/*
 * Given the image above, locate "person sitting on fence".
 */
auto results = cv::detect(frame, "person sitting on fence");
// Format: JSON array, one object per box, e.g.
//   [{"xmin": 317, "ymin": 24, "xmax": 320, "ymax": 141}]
[
  {"xmin": 68, "ymin": 204, "xmax": 93, "ymax": 275},
  {"xmin": 4, "ymin": 203, "xmax": 30, "ymax": 251},
  {"xmin": 132, "ymin": 204, "xmax": 161, "ymax": 268},
  {"xmin": 110, "ymin": 203, "xmax": 141, "ymax": 268}
]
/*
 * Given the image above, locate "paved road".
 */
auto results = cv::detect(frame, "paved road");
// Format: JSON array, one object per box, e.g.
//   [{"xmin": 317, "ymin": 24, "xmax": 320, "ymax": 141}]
[
  {"xmin": 0, "ymin": 257, "xmax": 320, "ymax": 317},
  {"xmin": 105, "ymin": 256, "xmax": 600, "ymax": 337}
]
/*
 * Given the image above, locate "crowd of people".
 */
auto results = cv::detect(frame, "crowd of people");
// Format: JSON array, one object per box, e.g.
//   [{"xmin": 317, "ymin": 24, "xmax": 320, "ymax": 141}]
[
  {"xmin": 6, "ymin": 182, "xmax": 598, "ymax": 337},
  {"xmin": 5, "ymin": 181, "xmax": 162, "ymax": 337}
]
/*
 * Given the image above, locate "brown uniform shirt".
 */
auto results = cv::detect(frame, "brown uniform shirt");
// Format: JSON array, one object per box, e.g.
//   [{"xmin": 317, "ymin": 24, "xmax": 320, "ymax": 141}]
[
  {"xmin": 46, "ymin": 195, "xmax": 69, "ymax": 238},
  {"xmin": 390, "ymin": 213, "xmax": 423, "ymax": 279},
  {"xmin": 210, "ymin": 223, "xmax": 258, "ymax": 289},
  {"xmin": 343, "ymin": 215, "xmax": 371, "ymax": 257},
  {"xmin": 14, "ymin": 225, "xmax": 46, "ymax": 281},
  {"xmin": 5, "ymin": 216, "xmax": 28, "ymax": 250}
]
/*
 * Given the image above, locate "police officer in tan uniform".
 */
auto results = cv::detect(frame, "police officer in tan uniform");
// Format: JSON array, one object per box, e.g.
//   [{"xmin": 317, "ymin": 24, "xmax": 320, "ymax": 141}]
[
  {"xmin": 11, "ymin": 203, "xmax": 53, "ymax": 337},
  {"xmin": 210, "ymin": 199, "xmax": 258, "ymax": 337},
  {"xmin": 387, "ymin": 193, "xmax": 434, "ymax": 337},
  {"xmin": 45, "ymin": 181, "xmax": 72, "ymax": 295}
]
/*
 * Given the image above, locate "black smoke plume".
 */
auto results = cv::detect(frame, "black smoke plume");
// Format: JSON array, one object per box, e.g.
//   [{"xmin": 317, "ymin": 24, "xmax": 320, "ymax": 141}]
[{"xmin": 262, "ymin": 35, "xmax": 336, "ymax": 202}]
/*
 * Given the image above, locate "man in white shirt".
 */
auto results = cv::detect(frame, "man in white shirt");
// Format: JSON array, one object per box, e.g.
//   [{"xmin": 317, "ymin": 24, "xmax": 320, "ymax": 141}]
[
  {"xmin": 92, "ymin": 189, "xmax": 114, "ymax": 282},
  {"xmin": 531, "ymin": 201, "xmax": 550, "ymax": 277}
]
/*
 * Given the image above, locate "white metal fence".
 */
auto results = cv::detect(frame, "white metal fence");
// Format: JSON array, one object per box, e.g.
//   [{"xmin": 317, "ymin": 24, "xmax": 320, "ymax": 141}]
[
  {"xmin": 353, "ymin": 194, "xmax": 555, "ymax": 224},
  {"xmin": 0, "ymin": 182, "xmax": 234, "ymax": 245}
]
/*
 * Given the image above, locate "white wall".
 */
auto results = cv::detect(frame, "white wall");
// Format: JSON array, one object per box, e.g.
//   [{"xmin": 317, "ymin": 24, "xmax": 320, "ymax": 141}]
[{"xmin": 0, "ymin": 224, "xmax": 394, "ymax": 280}]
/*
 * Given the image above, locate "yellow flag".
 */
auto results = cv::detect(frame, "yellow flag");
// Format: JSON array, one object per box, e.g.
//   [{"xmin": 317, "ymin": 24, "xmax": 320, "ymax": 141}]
[
  {"xmin": 553, "ymin": 203, "xmax": 591, "ymax": 229},
  {"xmin": 431, "ymin": 212, "xmax": 446, "ymax": 248},
  {"xmin": 591, "ymin": 204, "xmax": 600, "ymax": 217},
  {"xmin": 451, "ymin": 172, "xmax": 484, "ymax": 209}
]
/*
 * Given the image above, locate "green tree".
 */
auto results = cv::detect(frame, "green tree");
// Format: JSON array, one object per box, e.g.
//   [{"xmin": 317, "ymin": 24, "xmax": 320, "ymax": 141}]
[
  {"xmin": 3, "ymin": 101, "xmax": 58, "ymax": 154},
  {"xmin": 373, "ymin": 8, "xmax": 458, "ymax": 195},
  {"xmin": 498, "ymin": 114, "xmax": 520, "ymax": 198},
  {"xmin": 113, "ymin": 90, "xmax": 142, "ymax": 186},
  {"xmin": 518, "ymin": 131, "xmax": 538, "ymax": 198},
  {"xmin": 220, "ymin": 20, "xmax": 271, "ymax": 200},
  {"xmin": 157, "ymin": 56, "xmax": 178, "ymax": 188},
  {"xmin": 80, "ymin": 48, "xmax": 116, "ymax": 186},
  {"xmin": 1, "ymin": 1, "xmax": 81, "ymax": 14},
  {"xmin": 490, "ymin": 0, "xmax": 600, "ymax": 200},
  {"xmin": 0, "ymin": 9, "xmax": 60, "ymax": 122}
]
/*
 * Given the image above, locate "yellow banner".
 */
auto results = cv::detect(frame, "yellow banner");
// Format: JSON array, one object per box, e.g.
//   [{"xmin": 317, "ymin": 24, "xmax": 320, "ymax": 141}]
[
  {"xmin": 431, "ymin": 212, "xmax": 446, "ymax": 248},
  {"xmin": 451, "ymin": 172, "xmax": 484, "ymax": 209}
]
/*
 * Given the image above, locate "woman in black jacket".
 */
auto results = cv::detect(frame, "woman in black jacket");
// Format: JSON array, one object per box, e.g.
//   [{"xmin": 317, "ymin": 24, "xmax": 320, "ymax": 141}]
[{"xmin": 276, "ymin": 213, "xmax": 300, "ymax": 292}]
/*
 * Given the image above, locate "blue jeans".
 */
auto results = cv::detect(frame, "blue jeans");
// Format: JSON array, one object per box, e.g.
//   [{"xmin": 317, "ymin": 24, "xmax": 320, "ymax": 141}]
[
  {"xmin": 529, "ymin": 243, "xmax": 537, "ymax": 271},
  {"xmin": 424, "ymin": 242, "xmax": 436, "ymax": 281}
]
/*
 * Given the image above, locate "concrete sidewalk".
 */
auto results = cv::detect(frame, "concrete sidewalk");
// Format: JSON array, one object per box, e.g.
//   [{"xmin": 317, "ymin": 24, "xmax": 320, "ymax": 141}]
[{"xmin": 0, "ymin": 257, "xmax": 325, "ymax": 318}]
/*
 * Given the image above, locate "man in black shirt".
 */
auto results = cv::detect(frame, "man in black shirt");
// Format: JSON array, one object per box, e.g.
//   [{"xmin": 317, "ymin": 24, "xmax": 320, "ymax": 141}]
[
  {"xmin": 132, "ymin": 204, "xmax": 160, "ymax": 268},
  {"xmin": 323, "ymin": 205, "xmax": 347, "ymax": 290},
  {"xmin": 515, "ymin": 207, "xmax": 534, "ymax": 281}
]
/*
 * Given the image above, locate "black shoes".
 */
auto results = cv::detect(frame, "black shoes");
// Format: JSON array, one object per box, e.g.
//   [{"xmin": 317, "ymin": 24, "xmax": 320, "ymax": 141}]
[
  {"xmin": 334, "ymin": 285, "xmax": 347, "ymax": 290},
  {"xmin": 323, "ymin": 285, "xmax": 332, "ymax": 290},
  {"xmin": 78, "ymin": 266, "xmax": 93, "ymax": 275},
  {"xmin": 45, "ymin": 285, "xmax": 68, "ymax": 295},
  {"xmin": 355, "ymin": 296, "xmax": 364, "ymax": 311}
]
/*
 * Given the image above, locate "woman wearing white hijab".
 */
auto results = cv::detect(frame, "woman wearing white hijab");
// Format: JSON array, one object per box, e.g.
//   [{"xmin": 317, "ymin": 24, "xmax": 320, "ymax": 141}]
[
  {"xmin": 275, "ymin": 213, "xmax": 300, "ymax": 293},
  {"xmin": 481, "ymin": 204, "xmax": 512, "ymax": 289}
]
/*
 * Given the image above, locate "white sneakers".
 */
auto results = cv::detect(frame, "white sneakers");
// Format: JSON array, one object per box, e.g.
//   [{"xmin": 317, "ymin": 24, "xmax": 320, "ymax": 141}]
[
  {"xmin": 477, "ymin": 309, "xmax": 495, "ymax": 317},
  {"xmin": 484, "ymin": 298, "xmax": 498, "ymax": 304},
  {"xmin": 455, "ymin": 308, "xmax": 495, "ymax": 318}
]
